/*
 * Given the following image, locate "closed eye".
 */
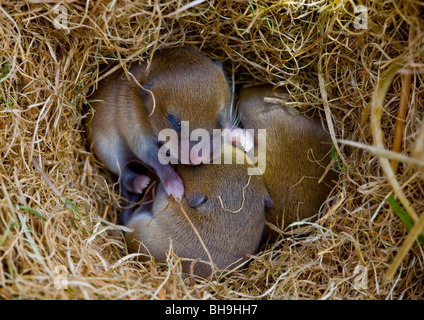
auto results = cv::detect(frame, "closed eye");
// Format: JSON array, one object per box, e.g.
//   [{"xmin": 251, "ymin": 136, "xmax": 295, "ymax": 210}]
[{"xmin": 167, "ymin": 113, "xmax": 181, "ymax": 131}]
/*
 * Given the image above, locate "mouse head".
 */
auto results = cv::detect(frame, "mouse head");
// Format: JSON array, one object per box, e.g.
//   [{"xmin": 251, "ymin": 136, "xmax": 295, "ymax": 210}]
[
  {"xmin": 178, "ymin": 144, "xmax": 273, "ymax": 212},
  {"xmin": 168, "ymin": 143, "xmax": 272, "ymax": 277},
  {"xmin": 124, "ymin": 144, "xmax": 272, "ymax": 278},
  {"xmin": 139, "ymin": 47, "xmax": 230, "ymax": 165}
]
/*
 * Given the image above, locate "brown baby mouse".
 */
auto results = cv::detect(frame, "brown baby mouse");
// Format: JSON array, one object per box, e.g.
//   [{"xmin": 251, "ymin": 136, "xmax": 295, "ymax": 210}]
[
  {"xmin": 237, "ymin": 85, "xmax": 337, "ymax": 242},
  {"xmin": 85, "ymin": 47, "xmax": 231, "ymax": 201},
  {"xmin": 124, "ymin": 143, "xmax": 273, "ymax": 278}
]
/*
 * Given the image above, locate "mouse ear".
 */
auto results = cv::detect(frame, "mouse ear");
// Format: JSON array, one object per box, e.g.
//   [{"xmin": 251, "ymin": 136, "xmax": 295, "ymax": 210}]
[
  {"xmin": 139, "ymin": 84, "xmax": 152, "ymax": 101},
  {"xmin": 213, "ymin": 60, "xmax": 223, "ymax": 69},
  {"xmin": 188, "ymin": 193, "xmax": 208, "ymax": 208},
  {"xmin": 264, "ymin": 195, "xmax": 273, "ymax": 209}
]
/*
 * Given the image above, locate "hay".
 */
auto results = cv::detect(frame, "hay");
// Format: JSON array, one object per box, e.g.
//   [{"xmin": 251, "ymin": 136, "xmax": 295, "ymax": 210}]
[{"xmin": 1, "ymin": 0, "xmax": 423, "ymax": 299}]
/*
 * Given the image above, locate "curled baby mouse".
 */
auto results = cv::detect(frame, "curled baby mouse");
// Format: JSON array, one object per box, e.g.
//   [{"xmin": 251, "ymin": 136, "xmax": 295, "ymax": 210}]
[
  {"xmin": 237, "ymin": 85, "xmax": 337, "ymax": 242},
  {"xmin": 124, "ymin": 143, "xmax": 272, "ymax": 278},
  {"xmin": 85, "ymin": 47, "xmax": 232, "ymax": 200}
]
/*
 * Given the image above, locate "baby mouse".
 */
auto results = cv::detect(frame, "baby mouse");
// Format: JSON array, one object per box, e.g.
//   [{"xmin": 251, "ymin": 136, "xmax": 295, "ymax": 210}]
[
  {"xmin": 85, "ymin": 47, "xmax": 231, "ymax": 200},
  {"xmin": 237, "ymin": 85, "xmax": 337, "ymax": 242},
  {"xmin": 124, "ymin": 143, "xmax": 273, "ymax": 278}
]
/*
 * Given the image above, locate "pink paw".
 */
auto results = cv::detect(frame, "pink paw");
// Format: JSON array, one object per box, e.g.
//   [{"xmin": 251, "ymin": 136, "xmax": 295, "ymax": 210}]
[
  {"xmin": 163, "ymin": 174, "xmax": 184, "ymax": 200},
  {"xmin": 225, "ymin": 127, "xmax": 254, "ymax": 152},
  {"xmin": 132, "ymin": 174, "xmax": 151, "ymax": 194}
]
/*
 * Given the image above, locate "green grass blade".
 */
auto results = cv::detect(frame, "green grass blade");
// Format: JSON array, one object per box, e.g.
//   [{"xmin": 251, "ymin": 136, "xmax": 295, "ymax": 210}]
[
  {"xmin": 17, "ymin": 205, "xmax": 47, "ymax": 221},
  {"xmin": 387, "ymin": 195, "xmax": 424, "ymax": 244}
]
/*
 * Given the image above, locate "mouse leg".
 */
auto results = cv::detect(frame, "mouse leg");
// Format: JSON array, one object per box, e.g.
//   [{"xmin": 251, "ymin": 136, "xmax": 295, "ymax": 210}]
[
  {"xmin": 119, "ymin": 195, "xmax": 134, "ymax": 226},
  {"xmin": 92, "ymin": 133, "xmax": 153, "ymax": 195},
  {"xmin": 120, "ymin": 173, "xmax": 156, "ymax": 226},
  {"xmin": 119, "ymin": 183, "xmax": 142, "ymax": 225},
  {"xmin": 95, "ymin": 131, "xmax": 184, "ymax": 200},
  {"xmin": 133, "ymin": 141, "xmax": 184, "ymax": 200}
]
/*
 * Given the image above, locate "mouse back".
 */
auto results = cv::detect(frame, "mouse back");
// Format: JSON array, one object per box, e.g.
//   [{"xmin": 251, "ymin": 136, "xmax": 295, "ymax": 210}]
[{"xmin": 238, "ymin": 85, "xmax": 337, "ymax": 242}]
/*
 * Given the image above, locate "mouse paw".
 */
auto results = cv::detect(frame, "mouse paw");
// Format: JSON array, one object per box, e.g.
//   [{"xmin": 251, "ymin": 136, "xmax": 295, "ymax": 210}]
[
  {"xmin": 225, "ymin": 127, "xmax": 254, "ymax": 152},
  {"xmin": 132, "ymin": 174, "xmax": 151, "ymax": 194},
  {"xmin": 163, "ymin": 174, "xmax": 184, "ymax": 200}
]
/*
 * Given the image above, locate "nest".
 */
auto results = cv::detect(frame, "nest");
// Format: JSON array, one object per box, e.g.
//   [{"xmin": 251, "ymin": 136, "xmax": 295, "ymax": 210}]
[{"xmin": 1, "ymin": 0, "xmax": 423, "ymax": 299}]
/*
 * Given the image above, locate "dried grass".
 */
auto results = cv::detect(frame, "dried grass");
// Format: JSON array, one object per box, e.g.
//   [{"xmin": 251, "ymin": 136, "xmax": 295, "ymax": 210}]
[{"xmin": 1, "ymin": 0, "xmax": 423, "ymax": 299}]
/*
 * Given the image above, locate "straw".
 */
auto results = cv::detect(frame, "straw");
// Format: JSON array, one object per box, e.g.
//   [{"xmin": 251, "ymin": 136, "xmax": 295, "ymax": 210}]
[{"xmin": 1, "ymin": 0, "xmax": 423, "ymax": 299}]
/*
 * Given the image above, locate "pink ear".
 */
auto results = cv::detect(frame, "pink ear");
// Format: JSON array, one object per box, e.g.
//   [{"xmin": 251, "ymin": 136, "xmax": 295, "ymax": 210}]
[
  {"xmin": 188, "ymin": 193, "xmax": 208, "ymax": 208},
  {"xmin": 265, "ymin": 195, "xmax": 273, "ymax": 208},
  {"xmin": 225, "ymin": 127, "xmax": 254, "ymax": 152}
]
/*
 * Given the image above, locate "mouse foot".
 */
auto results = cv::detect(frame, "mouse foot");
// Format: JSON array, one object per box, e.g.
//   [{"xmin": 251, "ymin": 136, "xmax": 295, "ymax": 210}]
[
  {"xmin": 132, "ymin": 174, "xmax": 151, "ymax": 194},
  {"xmin": 121, "ymin": 169, "xmax": 151, "ymax": 194},
  {"xmin": 163, "ymin": 173, "xmax": 184, "ymax": 200}
]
